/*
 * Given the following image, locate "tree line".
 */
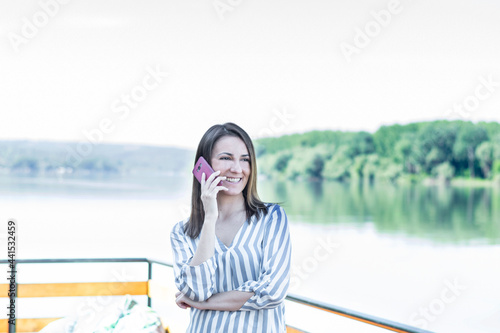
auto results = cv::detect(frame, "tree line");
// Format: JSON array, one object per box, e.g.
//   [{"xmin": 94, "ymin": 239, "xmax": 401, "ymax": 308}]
[
  {"xmin": 0, "ymin": 140, "xmax": 193, "ymax": 177},
  {"xmin": 255, "ymin": 120, "xmax": 500, "ymax": 184}
]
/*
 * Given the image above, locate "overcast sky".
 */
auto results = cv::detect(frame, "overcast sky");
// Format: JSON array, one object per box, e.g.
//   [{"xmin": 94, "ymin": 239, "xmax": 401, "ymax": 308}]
[{"xmin": 1, "ymin": 0, "xmax": 499, "ymax": 149}]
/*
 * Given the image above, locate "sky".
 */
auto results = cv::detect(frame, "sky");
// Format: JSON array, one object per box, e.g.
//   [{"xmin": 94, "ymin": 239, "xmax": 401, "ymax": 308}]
[{"xmin": 1, "ymin": 0, "xmax": 499, "ymax": 150}]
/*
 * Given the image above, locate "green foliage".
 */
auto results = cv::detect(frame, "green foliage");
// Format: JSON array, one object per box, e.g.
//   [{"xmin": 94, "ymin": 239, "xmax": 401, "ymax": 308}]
[
  {"xmin": 361, "ymin": 154, "xmax": 379, "ymax": 183},
  {"xmin": 274, "ymin": 154, "xmax": 291, "ymax": 172},
  {"xmin": 492, "ymin": 160, "xmax": 500, "ymax": 176},
  {"xmin": 453, "ymin": 122, "xmax": 489, "ymax": 178},
  {"xmin": 432, "ymin": 162, "xmax": 455, "ymax": 183},
  {"xmin": 346, "ymin": 132, "xmax": 375, "ymax": 157},
  {"xmin": 349, "ymin": 155, "xmax": 367, "ymax": 180},
  {"xmin": 278, "ymin": 145, "xmax": 331, "ymax": 180},
  {"xmin": 475, "ymin": 142, "xmax": 496, "ymax": 178},
  {"xmin": 373, "ymin": 123, "xmax": 419, "ymax": 157},
  {"xmin": 256, "ymin": 120, "xmax": 500, "ymax": 184},
  {"xmin": 322, "ymin": 146, "xmax": 352, "ymax": 181},
  {"xmin": 394, "ymin": 136, "xmax": 413, "ymax": 164},
  {"xmin": 478, "ymin": 121, "xmax": 500, "ymax": 140},
  {"xmin": 417, "ymin": 122, "xmax": 458, "ymax": 173},
  {"xmin": 257, "ymin": 131, "xmax": 353, "ymax": 156}
]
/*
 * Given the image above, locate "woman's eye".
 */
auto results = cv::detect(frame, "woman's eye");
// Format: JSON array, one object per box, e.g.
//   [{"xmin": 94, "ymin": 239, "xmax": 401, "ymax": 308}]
[
  {"xmin": 220, "ymin": 157, "xmax": 230, "ymax": 160},
  {"xmin": 242, "ymin": 158, "xmax": 250, "ymax": 162}
]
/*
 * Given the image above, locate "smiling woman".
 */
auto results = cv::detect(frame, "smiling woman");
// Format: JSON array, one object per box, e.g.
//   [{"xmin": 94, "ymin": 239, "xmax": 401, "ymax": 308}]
[{"xmin": 170, "ymin": 123, "xmax": 291, "ymax": 332}]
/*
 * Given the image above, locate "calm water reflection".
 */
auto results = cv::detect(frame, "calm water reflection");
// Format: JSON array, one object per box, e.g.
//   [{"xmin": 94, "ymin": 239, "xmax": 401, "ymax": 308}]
[
  {"xmin": 258, "ymin": 180, "xmax": 500, "ymax": 245},
  {"xmin": 3, "ymin": 175, "xmax": 498, "ymax": 244}
]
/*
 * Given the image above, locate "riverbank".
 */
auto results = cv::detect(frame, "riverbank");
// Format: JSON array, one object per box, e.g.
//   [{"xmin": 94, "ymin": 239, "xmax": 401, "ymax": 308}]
[{"xmin": 419, "ymin": 176, "xmax": 500, "ymax": 188}]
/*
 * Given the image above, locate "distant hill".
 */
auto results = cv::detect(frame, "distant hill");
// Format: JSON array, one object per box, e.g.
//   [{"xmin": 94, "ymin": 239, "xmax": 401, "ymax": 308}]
[{"xmin": 0, "ymin": 140, "xmax": 194, "ymax": 177}]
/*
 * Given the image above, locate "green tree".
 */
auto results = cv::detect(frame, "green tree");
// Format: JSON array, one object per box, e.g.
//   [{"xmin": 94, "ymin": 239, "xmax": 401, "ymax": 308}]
[
  {"xmin": 432, "ymin": 161, "xmax": 455, "ymax": 183},
  {"xmin": 373, "ymin": 123, "xmax": 419, "ymax": 157},
  {"xmin": 475, "ymin": 142, "xmax": 495, "ymax": 178},
  {"xmin": 394, "ymin": 135, "xmax": 413, "ymax": 172},
  {"xmin": 415, "ymin": 122, "xmax": 458, "ymax": 173},
  {"xmin": 361, "ymin": 154, "xmax": 379, "ymax": 183},
  {"xmin": 346, "ymin": 132, "xmax": 375, "ymax": 157},
  {"xmin": 453, "ymin": 123, "xmax": 488, "ymax": 178},
  {"xmin": 274, "ymin": 153, "xmax": 293, "ymax": 172},
  {"xmin": 322, "ymin": 146, "xmax": 352, "ymax": 181}
]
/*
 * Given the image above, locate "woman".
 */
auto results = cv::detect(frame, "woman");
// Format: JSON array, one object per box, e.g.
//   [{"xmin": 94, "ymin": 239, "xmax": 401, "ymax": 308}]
[{"xmin": 170, "ymin": 122, "xmax": 291, "ymax": 332}]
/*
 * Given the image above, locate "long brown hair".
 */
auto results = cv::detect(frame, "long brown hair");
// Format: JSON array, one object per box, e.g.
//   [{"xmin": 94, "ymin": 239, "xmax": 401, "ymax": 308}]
[{"xmin": 185, "ymin": 122, "xmax": 268, "ymax": 239}]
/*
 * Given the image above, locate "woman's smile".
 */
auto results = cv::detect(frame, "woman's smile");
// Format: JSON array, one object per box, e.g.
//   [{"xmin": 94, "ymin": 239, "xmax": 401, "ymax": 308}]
[{"xmin": 224, "ymin": 177, "xmax": 242, "ymax": 184}]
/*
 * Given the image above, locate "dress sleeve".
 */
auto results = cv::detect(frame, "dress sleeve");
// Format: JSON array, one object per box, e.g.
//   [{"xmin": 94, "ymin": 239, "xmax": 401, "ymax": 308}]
[
  {"xmin": 170, "ymin": 221, "xmax": 218, "ymax": 302},
  {"xmin": 235, "ymin": 205, "xmax": 291, "ymax": 310}
]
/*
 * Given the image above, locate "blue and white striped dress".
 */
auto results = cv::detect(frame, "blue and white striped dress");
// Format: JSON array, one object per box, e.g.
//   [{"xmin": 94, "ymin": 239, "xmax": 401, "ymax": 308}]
[{"xmin": 170, "ymin": 203, "xmax": 291, "ymax": 332}]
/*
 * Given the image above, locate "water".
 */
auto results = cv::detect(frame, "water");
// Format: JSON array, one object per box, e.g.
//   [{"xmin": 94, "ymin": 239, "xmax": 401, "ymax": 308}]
[{"xmin": 1, "ymin": 175, "xmax": 499, "ymax": 333}]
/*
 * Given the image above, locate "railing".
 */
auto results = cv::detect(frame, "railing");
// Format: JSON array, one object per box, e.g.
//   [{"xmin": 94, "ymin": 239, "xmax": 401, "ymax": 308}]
[{"xmin": 0, "ymin": 258, "xmax": 435, "ymax": 333}]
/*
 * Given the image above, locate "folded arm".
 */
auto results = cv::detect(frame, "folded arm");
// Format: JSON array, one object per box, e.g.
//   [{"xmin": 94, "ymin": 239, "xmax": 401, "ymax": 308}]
[{"xmin": 176, "ymin": 290, "xmax": 254, "ymax": 311}]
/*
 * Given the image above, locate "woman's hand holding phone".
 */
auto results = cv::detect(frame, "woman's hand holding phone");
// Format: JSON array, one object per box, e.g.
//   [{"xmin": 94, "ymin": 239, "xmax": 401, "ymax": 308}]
[
  {"xmin": 200, "ymin": 170, "xmax": 228, "ymax": 221},
  {"xmin": 189, "ymin": 163, "xmax": 228, "ymax": 267}
]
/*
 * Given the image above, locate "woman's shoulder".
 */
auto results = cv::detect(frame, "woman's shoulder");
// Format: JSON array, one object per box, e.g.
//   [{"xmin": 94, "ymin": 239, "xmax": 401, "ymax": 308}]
[
  {"xmin": 260, "ymin": 203, "xmax": 287, "ymax": 220},
  {"xmin": 263, "ymin": 202, "xmax": 284, "ymax": 212},
  {"xmin": 170, "ymin": 217, "xmax": 190, "ymax": 236}
]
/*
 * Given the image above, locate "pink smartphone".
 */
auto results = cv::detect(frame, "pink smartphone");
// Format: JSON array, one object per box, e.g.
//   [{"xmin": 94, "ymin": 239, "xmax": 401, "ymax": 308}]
[{"xmin": 192, "ymin": 156, "xmax": 222, "ymax": 185}]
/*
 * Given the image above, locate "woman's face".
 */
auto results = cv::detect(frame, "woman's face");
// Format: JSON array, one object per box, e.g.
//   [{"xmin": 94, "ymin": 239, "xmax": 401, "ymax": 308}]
[{"xmin": 211, "ymin": 135, "xmax": 251, "ymax": 196}]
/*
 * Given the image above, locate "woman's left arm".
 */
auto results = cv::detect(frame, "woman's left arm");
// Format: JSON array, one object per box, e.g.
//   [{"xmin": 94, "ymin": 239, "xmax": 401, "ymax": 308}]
[{"xmin": 176, "ymin": 290, "xmax": 254, "ymax": 311}]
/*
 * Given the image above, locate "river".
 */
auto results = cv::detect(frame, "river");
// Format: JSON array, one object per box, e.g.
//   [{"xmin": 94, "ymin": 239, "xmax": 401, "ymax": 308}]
[{"xmin": 1, "ymin": 175, "xmax": 499, "ymax": 333}]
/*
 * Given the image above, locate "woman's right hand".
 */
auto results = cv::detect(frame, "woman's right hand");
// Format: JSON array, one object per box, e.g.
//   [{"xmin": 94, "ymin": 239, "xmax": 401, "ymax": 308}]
[{"xmin": 200, "ymin": 170, "xmax": 228, "ymax": 220}]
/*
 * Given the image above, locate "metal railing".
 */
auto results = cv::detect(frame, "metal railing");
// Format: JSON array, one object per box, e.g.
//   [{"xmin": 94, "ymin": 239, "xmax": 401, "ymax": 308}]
[{"xmin": 0, "ymin": 258, "xmax": 435, "ymax": 333}]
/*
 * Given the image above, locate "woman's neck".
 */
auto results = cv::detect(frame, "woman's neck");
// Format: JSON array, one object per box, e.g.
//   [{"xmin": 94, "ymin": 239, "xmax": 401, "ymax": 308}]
[{"xmin": 216, "ymin": 194, "xmax": 245, "ymax": 220}]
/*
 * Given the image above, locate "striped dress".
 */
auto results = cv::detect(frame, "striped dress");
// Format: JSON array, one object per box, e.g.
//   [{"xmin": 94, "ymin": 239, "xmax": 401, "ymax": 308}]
[{"xmin": 170, "ymin": 203, "xmax": 291, "ymax": 332}]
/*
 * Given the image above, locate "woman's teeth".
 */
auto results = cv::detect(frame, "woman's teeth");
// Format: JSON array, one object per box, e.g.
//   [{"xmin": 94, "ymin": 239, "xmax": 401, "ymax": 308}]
[{"xmin": 225, "ymin": 177, "xmax": 241, "ymax": 183}]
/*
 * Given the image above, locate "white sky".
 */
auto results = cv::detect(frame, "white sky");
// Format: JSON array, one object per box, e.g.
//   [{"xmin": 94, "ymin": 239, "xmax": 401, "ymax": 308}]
[{"xmin": 1, "ymin": 0, "xmax": 499, "ymax": 150}]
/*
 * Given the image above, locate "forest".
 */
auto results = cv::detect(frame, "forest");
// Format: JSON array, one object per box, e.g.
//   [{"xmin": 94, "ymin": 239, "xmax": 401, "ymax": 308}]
[{"xmin": 255, "ymin": 120, "xmax": 500, "ymax": 184}]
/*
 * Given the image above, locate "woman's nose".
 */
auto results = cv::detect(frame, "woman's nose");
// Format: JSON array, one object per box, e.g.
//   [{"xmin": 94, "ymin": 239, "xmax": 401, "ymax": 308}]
[{"xmin": 230, "ymin": 161, "xmax": 242, "ymax": 173}]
